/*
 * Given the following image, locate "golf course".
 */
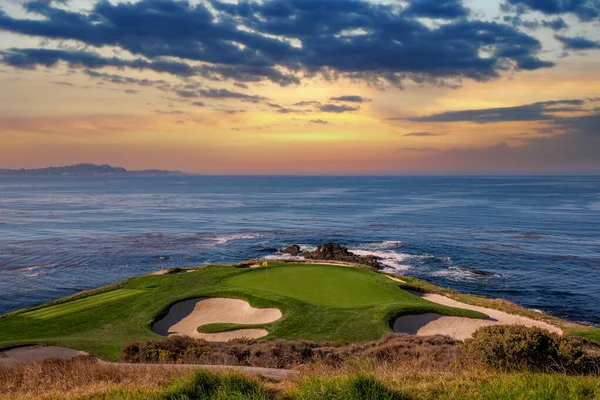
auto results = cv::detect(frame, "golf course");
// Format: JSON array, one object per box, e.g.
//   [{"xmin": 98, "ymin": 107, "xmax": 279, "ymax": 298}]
[{"xmin": 0, "ymin": 262, "xmax": 488, "ymax": 360}]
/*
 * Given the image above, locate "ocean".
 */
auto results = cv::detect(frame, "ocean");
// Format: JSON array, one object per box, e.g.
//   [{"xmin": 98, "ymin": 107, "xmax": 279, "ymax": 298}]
[{"xmin": 0, "ymin": 176, "xmax": 599, "ymax": 326}]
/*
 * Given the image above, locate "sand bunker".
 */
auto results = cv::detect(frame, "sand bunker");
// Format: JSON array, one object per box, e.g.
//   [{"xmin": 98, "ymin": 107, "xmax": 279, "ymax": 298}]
[
  {"xmin": 0, "ymin": 345, "xmax": 88, "ymax": 367},
  {"xmin": 386, "ymin": 275, "xmax": 407, "ymax": 284},
  {"xmin": 393, "ymin": 291, "xmax": 562, "ymax": 340},
  {"xmin": 153, "ymin": 298, "xmax": 282, "ymax": 342}
]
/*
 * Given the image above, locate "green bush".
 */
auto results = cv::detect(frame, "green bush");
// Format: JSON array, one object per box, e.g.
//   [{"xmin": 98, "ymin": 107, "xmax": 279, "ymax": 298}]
[
  {"xmin": 464, "ymin": 325, "xmax": 596, "ymax": 374},
  {"xmin": 290, "ymin": 375, "xmax": 410, "ymax": 400}
]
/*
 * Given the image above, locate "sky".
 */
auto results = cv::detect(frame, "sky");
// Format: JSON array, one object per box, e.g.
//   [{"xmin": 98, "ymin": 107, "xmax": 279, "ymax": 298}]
[{"xmin": 0, "ymin": 0, "xmax": 599, "ymax": 174}]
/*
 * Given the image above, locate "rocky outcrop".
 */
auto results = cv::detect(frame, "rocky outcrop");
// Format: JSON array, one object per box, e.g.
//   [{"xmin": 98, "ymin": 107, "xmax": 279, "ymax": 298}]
[
  {"xmin": 303, "ymin": 242, "xmax": 382, "ymax": 268},
  {"xmin": 282, "ymin": 245, "xmax": 302, "ymax": 256}
]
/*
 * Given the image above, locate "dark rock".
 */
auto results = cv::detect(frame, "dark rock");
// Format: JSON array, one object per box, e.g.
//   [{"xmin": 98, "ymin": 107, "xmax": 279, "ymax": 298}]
[
  {"xmin": 304, "ymin": 242, "xmax": 382, "ymax": 268},
  {"xmin": 282, "ymin": 245, "xmax": 302, "ymax": 256},
  {"xmin": 456, "ymin": 266, "xmax": 493, "ymax": 276}
]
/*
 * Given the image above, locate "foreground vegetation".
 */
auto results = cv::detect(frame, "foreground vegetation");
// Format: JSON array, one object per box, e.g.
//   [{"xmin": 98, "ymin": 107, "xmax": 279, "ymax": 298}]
[
  {"xmin": 1, "ymin": 356, "xmax": 599, "ymax": 400},
  {"xmin": 0, "ymin": 263, "xmax": 485, "ymax": 360}
]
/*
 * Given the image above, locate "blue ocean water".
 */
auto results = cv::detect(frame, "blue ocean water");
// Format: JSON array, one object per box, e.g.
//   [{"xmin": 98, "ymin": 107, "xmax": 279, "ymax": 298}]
[{"xmin": 0, "ymin": 176, "xmax": 599, "ymax": 326}]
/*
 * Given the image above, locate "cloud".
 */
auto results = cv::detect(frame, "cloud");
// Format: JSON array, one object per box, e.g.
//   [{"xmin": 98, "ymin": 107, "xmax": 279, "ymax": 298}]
[
  {"xmin": 0, "ymin": 0, "xmax": 554, "ymax": 88},
  {"xmin": 432, "ymin": 112, "xmax": 600, "ymax": 172},
  {"xmin": 555, "ymin": 35, "xmax": 600, "ymax": 50},
  {"xmin": 310, "ymin": 119, "xmax": 329, "ymax": 124},
  {"xmin": 330, "ymin": 95, "xmax": 371, "ymax": 103},
  {"xmin": 198, "ymin": 88, "xmax": 267, "ymax": 103},
  {"xmin": 84, "ymin": 70, "xmax": 171, "ymax": 89},
  {"xmin": 192, "ymin": 102, "xmax": 205, "ymax": 107},
  {"xmin": 503, "ymin": 0, "xmax": 600, "ymax": 22},
  {"xmin": 542, "ymin": 18, "xmax": 569, "ymax": 30},
  {"xmin": 395, "ymin": 99, "xmax": 586, "ymax": 124},
  {"xmin": 403, "ymin": 132, "xmax": 445, "ymax": 137},
  {"xmin": 404, "ymin": 0, "xmax": 470, "ymax": 19},
  {"xmin": 319, "ymin": 104, "xmax": 359, "ymax": 113},
  {"xmin": 175, "ymin": 90, "xmax": 198, "ymax": 98},
  {"xmin": 155, "ymin": 110, "xmax": 184, "ymax": 115},
  {"xmin": 294, "ymin": 101, "xmax": 322, "ymax": 107},
  {"xmin": 0, "ymin": 48, "xmax": 196, "ymax": 76}
]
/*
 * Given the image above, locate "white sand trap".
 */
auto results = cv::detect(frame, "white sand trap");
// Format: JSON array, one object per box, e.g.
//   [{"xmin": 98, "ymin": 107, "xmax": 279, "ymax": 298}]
[
  {"xmin": 0, "ymin": 345, "xmax": 88, "ymax": 367},
  {"xmin": 153, "ymin": 298, "xmax": 282, "ymax": 342},
  {"xmin": 386, "ymin": 275, "xmax": 407, "ymax": 284},
  {"xmin": 394, "ymin": 291, "xmax": 562, "ymax": 340}
]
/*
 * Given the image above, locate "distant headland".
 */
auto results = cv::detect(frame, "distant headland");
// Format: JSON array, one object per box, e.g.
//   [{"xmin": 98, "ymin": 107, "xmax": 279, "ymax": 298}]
[{"xmin": 0, "ymin": 164, "xmax": 185, "ymax": 177}]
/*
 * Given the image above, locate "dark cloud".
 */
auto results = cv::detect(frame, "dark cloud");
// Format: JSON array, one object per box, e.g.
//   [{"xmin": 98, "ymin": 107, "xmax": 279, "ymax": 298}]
[
  {"xmin": 330, "ymin": 95, "xmax": 371, "ymax": 103},
  {"xmin": 503, "ymin": 0, "xmax": 600, "ymax": 22},
  {"xmin": 220, "ymin": 109, "xmax": 247, "ymax": 115},
  {"xmin": 175, "ymin": 90, "xmax": 198, "ymax": 98},
  {"xmin": 403, "ymin": 132, "xmax": 445, "ymax": 137},
  {"xmin": 192, "ymin": 102, "xmax": 205, "ymax": 107},
  {"xmin": 0, "ymin": 48, "xmax": 196, "ymax": 76},
  {"xmin": 51, "ymin": 81, "xmax": 74, "ymax": 86},
  {"xmin": 0, "ymin": 0, "xmax": 554, "ymax": 88},
  {"xmin": 396, "ymin": 99, "xmax": 586, "ymax": 124},
  {"xmin": 198, "ymin": 88, "xmax": 267, "ymax": 103},
  {"xmin": 124, "ymin": 89, "xmax": 138, "ymax": 94},
  {"xmin": 405, "ymin": 0, "xmax": 470, "ymax": 19},
  {"xmin": 84, "ymin": 70, "xmax": 171, "ymax": 89},
  {"xmin": 319, "ymin": 104, "xmax": 359, "ymax": 113},
  {"xmin": 555, "ymin": 35, "xmax": 600, "ymax": 50},
  {"xmin": 542, "ymin": 18, "xmax": 569, "ymax": 30},
  {"xmin": 294, "ymin": 101, "xmax": 322, "ymax": 107},
  {"xmin": 310, "ymin": 119, "xmax": 328, "ymax": 124}
]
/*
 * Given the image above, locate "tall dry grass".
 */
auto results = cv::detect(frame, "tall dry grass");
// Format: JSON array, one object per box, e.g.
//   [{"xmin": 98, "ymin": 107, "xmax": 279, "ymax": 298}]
[{"xmin": 0, "ymin": 357, "xmax": 190, "ymax": 400}]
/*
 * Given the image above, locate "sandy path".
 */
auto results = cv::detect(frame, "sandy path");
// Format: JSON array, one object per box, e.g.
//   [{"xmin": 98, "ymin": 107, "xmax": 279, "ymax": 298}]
[
  {"xmin": 153, "ymin": 298, "xmax": 282, "ymax": 341},
  {"xmin": 392, "ymin": 289, "xmax": 562, "ymax": 340},
  {"xmin": 0, "ymin": 345, "xmax": 88, "ymax": 367}
]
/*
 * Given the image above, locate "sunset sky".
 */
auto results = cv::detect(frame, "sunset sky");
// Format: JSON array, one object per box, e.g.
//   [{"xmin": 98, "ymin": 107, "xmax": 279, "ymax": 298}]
[{"xmin": 1, "ymin": 0, "xmax": 599, "ymax": 174}]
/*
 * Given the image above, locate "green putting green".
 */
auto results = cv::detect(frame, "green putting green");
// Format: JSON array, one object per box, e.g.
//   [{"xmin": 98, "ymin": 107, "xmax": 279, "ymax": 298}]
[{"xmin": 225, "ymin": 265, "xmax": 418, "ymax": 308}]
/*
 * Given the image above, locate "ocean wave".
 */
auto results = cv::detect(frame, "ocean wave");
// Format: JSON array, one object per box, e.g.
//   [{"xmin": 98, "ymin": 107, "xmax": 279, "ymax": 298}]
[
  {"xmin": 350, "ymin": 249, "xmax": 414, "ymax": 271},
  {"xmin": 357, "ymin": 240, "xmax": 404, "ymax": 250},
  {"xmin": 5, "ymin": 263, "xmax": 56, "ymax": 272},
  {"xmin": 212, "ymin": 233, "xmax": 265, "ymax": 245}
]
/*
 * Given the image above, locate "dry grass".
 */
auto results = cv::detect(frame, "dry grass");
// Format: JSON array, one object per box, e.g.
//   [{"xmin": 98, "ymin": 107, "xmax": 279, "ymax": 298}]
[
  {"xmin": 121, "ymin": 333, "xmax": 461, "ymax": 370},
  {"xmin": 0, "ymin": 357, "xmax": 190, "ymax": 400}
]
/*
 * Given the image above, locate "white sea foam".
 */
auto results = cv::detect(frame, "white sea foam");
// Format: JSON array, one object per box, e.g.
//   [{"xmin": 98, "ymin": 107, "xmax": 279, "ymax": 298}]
[
  {"xmin": 211, "ymin": 233, "xmax": 264, "ymax": 245},
  {"xmin": 350, "ymin": 249, "xmax": 413, "ymax": 271}
]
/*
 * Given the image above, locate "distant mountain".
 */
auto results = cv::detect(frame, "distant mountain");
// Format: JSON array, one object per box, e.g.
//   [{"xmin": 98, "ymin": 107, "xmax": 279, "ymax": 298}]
[{"xmin": 0, "ymin": 164, "xmax": 185, "ymax": 177}]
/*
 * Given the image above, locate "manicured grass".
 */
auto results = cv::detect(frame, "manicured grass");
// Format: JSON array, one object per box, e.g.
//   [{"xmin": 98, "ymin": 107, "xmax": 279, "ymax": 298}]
[
  {"xmin": 22, "ymin": 290, "xmax": 147, "ymax": 320},
  {"xmin": 225, "ymin": 265, "xmax": 417, "ymax": 308},
  {"xmin": 0, "ymin": 263, "xmax": 486, "ymax": 360}
]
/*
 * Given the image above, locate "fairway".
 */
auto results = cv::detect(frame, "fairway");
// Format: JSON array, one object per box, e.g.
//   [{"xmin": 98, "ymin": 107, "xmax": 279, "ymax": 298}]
[
  {"xmin": 22, "ymin": 289, "xmax": 147, "ymax": 320},
  {"xmin": 225, "ymin": 265, "xmax": 415, "ymax": 308}
]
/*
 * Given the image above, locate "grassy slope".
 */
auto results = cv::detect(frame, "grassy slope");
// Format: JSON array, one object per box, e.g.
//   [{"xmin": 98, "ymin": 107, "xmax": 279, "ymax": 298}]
[{"xmin": 0, "ymin": 263, "xmax": 485, "ymax": 360}]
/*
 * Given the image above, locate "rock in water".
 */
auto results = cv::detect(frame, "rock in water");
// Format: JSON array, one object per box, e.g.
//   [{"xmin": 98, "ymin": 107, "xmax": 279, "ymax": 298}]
[
  {"xmin": 282, "ymin": 245, "xmax": 302, "ymax": 256},
  {"xmin": 304, "ymin": 242, "xmax": 381, "ymax": 268}
]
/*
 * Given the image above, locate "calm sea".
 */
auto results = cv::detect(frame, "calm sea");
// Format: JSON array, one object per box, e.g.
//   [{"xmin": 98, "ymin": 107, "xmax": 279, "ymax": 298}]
[{"xmin": 1, "ymin": 176, "xmax": 599, "ymax": 326}]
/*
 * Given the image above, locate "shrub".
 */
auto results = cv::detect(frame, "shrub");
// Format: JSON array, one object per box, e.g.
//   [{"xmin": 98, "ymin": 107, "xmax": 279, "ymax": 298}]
[
  {"xmin": 464, "ymin": 325, "xmax": 597, "ymax": 374},
  {"xmin": 290, "ymin": 375, "xmax": 409, "ymax": 400}
]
